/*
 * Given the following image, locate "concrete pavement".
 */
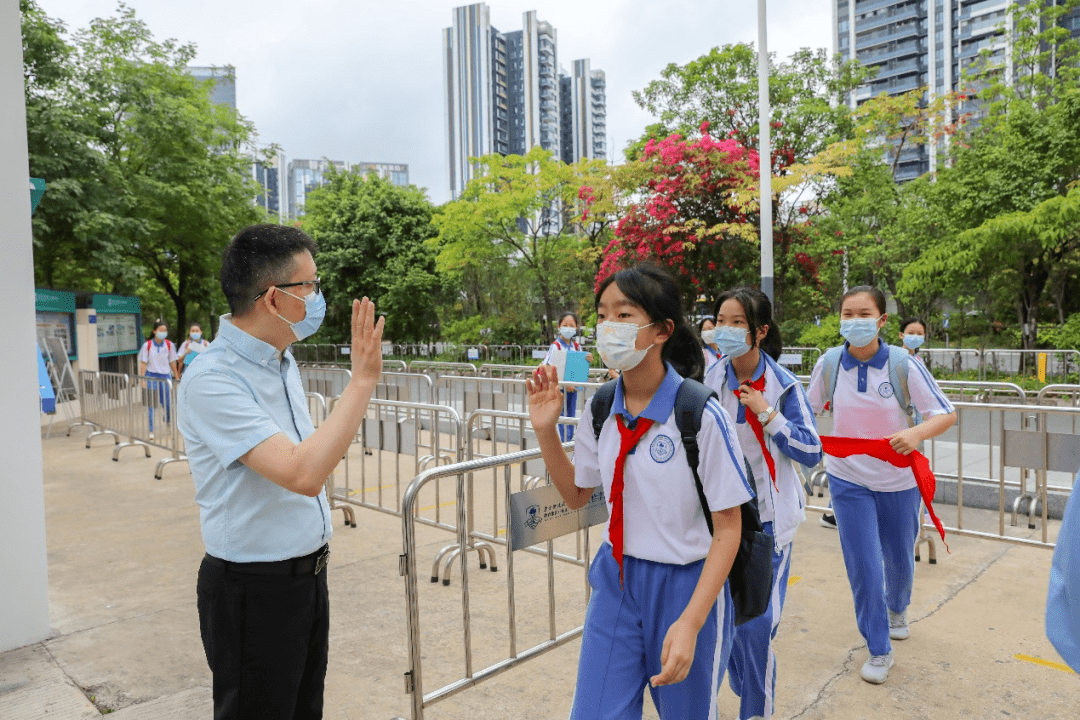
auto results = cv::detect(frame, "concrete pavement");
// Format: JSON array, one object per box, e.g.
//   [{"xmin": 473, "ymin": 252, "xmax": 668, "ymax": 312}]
[{"xmin": 1, "ymin": 427, "xmax": 1078, "ymax": 719}]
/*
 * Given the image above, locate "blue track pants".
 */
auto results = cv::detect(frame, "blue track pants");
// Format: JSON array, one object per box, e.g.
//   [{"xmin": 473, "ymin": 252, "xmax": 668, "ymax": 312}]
[
  {"xmin": 828, "ymin": 474, "xmax": 921, "ymax": 657},
  {"xmin": 727, "ymin": 522, "xmax": 791, "ymax": 719},
  {"xmin": 571, "ymin": 544, "xmax": 732, "ymax": 720}
]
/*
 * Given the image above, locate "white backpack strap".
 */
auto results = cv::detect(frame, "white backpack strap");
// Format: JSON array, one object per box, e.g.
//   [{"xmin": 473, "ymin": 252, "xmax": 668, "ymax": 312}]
[
  {"xmin": 886, "ymin": 345, "xmax": 915, "ymax": 427},
  {"xmin": 821, "ymin": 346, "xmax": 844, "ymax": 409}
]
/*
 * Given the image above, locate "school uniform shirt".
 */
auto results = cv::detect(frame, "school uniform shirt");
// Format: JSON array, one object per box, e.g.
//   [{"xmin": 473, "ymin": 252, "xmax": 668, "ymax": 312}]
[
  {"xmin": 807, "ymin": 341, "xmax": 955, "ymax": 493},
  {"xmin": 178, "ymin": 338, "xmax": 210, "ymax": 363},
  {"xmin": 574, "ymin": 363, "xmax": 754, "ymax": 565},
  {"xmin": 542, "ymin": 336, "xmax": 581, "ymax": 365},
  {"xmin": 705, "ymin": 352, "xmax": 821, "ymax": 549},
  {"xmin": 703, "ymin": 347, "xmax": 722, "ymax": 372},
  {"xmin": 139, "ymin": 339, "xmax": 178, "ymax": 375}
]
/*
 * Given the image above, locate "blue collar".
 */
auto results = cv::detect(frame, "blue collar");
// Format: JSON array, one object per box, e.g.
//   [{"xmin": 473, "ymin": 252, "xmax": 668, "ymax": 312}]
[
  {"xmin": 611, "ymin": 362, "xmax": 684, "ymax": 423},
  {"xmin": 840, "ymin": 340, "xmax": 888, "ymax": 370},
  {"xmin": 724, "ymin": 352, "xmax": 766, "ymax": 392},
  {"xmin": 218, "ymin": 315, "xmax": 286, "ymax": 367}
]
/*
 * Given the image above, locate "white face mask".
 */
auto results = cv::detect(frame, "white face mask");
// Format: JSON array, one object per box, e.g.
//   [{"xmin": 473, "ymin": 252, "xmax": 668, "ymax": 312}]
[
  {"xmin": 700, "ymin": 328, "xmax": 717, "ymax": 345},
  {"xmin": 596, "ymin": 321, "xmax": 654, "ymax": 372},
  {"xmin": 559, "ymin": 326, "xmax": 577, "ymax": 340}
]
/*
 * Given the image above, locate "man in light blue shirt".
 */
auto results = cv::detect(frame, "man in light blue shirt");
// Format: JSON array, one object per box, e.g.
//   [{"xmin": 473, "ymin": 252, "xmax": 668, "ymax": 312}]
[
  {"xmin": 179, "ymin": 224, "xmax": 384, "ymax": 719},
  {"xmin": 1046, "ymin": 471, "xmax": 1080, "ymax": 673}
]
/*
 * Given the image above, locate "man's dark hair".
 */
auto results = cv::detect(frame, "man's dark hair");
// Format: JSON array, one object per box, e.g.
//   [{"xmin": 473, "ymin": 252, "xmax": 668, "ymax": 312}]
[{"xmin": 221, "ymin": 224, "xmax": 318, "ymax": 317}]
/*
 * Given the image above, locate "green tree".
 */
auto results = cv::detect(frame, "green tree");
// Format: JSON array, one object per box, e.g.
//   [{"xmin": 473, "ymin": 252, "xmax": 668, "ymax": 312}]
[
  {"xmin": 434, "ymin": 146, "xmax": 591, "ymax": 343},
  {"xmin": 631, "ymin": 44, "xmax": 870, "ymax": 165},
  {"xmin": 24, "ymin": 1, "xmax": 262, "ymax": 335},
  {"xmin": 300, "ymin": 168, "xmax": 441, "ymax": 343}
]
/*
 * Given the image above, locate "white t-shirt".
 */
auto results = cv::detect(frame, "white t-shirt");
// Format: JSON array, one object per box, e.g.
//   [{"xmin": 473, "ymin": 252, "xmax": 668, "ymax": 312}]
[
  {"xmin": 808, "ymin": 342, "xmax": 955, "ymax": 492},
  {"xmin": 139, "ymin": 339, "xmax": 178, "ymax": 375},
  {"xmin": 574, "ymin": 364, "xmax": 754, "ymax": 565}
]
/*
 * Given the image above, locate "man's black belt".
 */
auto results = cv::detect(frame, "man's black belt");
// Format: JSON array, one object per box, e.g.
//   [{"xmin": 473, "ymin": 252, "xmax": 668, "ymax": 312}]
[{"xmin": 204, "ymin": 544, "xmax": 329, "ymax": 576}]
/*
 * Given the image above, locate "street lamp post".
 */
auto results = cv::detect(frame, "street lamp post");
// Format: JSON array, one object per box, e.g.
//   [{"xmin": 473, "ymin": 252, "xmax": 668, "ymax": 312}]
[{"xmin": 757, "ymin": 0, "xmax": 774, "ymax": 305}]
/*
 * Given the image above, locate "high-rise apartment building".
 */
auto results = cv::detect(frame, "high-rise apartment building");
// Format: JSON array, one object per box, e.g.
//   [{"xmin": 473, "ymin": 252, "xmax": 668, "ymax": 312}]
[
  {"xmin": 443, "ymin": 3, "xmax": 607, "ymax": 199},
  {"xmin": 187, "ymin": 66, "xmax": 237, "ymax": 110},
  {"xmin": 834, "ymin": 0, "xmax": 1080, "ymax": 180},
  {"xmin": 287, "ymin": 159, "xmax": 412, "ymax": 218},
  {"xmin": 253, "ymin": 151, "xmax": 285, "ymax": 223}
]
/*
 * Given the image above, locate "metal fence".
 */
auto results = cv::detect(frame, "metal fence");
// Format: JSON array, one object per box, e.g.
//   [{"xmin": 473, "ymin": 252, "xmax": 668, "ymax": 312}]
[
  {"xmin": 398, "ymin": 446, "xmax": 599, "ymax": 720},
  {"xmin": 78, "ymin": 371, "xmax": 188, "ymax": 479}
]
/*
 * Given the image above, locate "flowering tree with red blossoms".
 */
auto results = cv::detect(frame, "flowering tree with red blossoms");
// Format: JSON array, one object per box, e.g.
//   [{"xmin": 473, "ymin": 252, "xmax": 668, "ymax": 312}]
[{"xmin": 595, "ymin": 123, "xmax": 763, "ymax": 308}]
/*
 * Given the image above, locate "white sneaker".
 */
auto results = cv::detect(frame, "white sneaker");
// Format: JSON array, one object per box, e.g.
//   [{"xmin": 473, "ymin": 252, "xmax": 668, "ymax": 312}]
[
  {"xmin": 148, "ymin": 432, "xmax": 155, "ymax": 440},
  {"xmin": 889, "ymin": 609, "xmax": 909, "ymax": 640},
  {"xmin": 819, "ymin": 513, "xmax": 837, "ymax": 529},
  {"xmin": 861, "ymin": 651, "xmax": 894, "ymax": 684}
]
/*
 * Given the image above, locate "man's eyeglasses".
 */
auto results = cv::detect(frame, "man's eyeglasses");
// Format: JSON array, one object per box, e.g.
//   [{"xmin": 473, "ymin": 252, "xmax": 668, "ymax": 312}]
[{"xmin": 253, "ymin": 279, "xmax": 321, "ymax": 301}]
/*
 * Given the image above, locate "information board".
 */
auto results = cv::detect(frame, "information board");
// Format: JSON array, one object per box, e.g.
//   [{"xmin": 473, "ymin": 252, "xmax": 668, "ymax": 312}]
[
  {"xmin": 36, "ymin": 311, "xmax": 75, "ymax": 359},
  {"xmin": 97, "ymin": 313, "xmax": 140, "ymax": 356}
]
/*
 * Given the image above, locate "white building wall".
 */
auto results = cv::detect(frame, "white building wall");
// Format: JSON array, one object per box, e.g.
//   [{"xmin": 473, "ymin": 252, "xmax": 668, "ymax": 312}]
[{"xmin": 0, "ymin": 0, "xmax": 51, "ymax": 652}]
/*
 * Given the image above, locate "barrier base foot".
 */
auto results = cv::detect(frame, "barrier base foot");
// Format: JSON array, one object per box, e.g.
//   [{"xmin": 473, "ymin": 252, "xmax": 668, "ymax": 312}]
[
  {"xmin": 929, "ymin": 558, "xmax": 937, "ymax": 564},
  {"xmin": 430, "ymin": 576, "xmax": 439, "ymax": 583},
  {"xmin": 479, "ymin": 562, "xmax": 487, "ymax": 569},
  {"xmin": 490, "ymin": 566, "xmax": 498, "ymax": 572},
  {"xmin": 914, "ymin": 553, "xmax": 920, "ymax": 562},
  {"xmin": 442, "ymin": 579, "xmax": 450, "ymax": 586}
]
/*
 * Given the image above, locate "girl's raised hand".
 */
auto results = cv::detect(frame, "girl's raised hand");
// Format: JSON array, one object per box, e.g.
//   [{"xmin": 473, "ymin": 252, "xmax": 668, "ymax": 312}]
[{"xmin": 526, "ymin": 365, "xmax": 564, "ymax": 432}]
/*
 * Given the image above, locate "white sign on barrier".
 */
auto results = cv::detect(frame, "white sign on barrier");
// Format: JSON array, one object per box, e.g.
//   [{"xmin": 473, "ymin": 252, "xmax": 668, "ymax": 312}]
[
  {"xmin": 340, "ymin": 347, "xmax": 351, "ymax": 355},
  {"xmin": 508, "ymin": 484, "xmax": 608, "ymax": 549},
  {"xmin": 531, "ymin": 350, "xmax": 548, "ymax": 360},
  {"xmin": 778, "ymin": 353, "xmax": 802, "ymax": 367},
  {"xmin": 467, "ymin": 348, "xmax": 480, "ymax": 360}
]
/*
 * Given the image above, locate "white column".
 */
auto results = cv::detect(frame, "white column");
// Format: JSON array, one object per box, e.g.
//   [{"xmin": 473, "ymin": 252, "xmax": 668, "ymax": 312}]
[{"xmin": 0, "ymin": 0, "xmax": 51, "ymax": 651}]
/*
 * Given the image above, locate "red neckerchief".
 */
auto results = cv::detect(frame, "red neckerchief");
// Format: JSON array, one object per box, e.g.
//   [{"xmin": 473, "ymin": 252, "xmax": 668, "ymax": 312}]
[
  {"xmin": 611, "ymin": 415, "xmax": 655, "ymax": 588},
  {"xmin": 821, "ymin": 436, "xmax": 949, "ymax": 551},
  {"xmin": 734, "ymin": 374, "xmax": 779, "ymax": 491}
]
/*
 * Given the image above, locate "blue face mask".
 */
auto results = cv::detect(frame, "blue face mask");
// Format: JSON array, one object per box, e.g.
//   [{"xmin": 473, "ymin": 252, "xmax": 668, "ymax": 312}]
[
  {"xmin": 714, "ymin": 325, "xmax": 751, "ymax": 358},
  {"xmin": 559, "ymin": 326, "xmax": 577, "ymax": 340},
  {"xmin": 903, "ymin": 334, "xmax": 925, "ymax": 349},
  {"xmin": 840, "ymin": 316, "xmax": 882, "ymax": 348},
  {"xmin": 278, "ymin": 288, "xmax": 326, "ymax": 342},
  {"xmin": 155, "ymin": 331, "xmax": 168, "ymax": 341},
  {"xmin": 190, "ymin": 332, "xmax": 202, "ymax": 341}
]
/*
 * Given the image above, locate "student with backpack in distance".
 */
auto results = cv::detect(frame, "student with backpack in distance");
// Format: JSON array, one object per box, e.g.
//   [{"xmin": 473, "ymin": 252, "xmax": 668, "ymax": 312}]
[
  {"xmin": 807, "ymin": 286, "xmax": 956, "ymax": 685},
  {"xmin": 704, "ymin": 287, "xmax": 822, "ymax": 720},
  {"xmin": 138, "ymin": 319, "xmax": 178, "ymax": 440},
  {"xmin": 526, "ymin": 264, "xmax": 753, "ymax": 719},
  {"xmin": 541, "ymin": 312, "xmax": 593, "ymax": 442}
]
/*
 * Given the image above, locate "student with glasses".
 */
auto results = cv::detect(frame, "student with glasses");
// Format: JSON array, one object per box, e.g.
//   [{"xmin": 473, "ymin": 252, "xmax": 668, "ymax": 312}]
[{"xmin": 179, "ymin": 224, "xmax": 384, "ymax": 719}]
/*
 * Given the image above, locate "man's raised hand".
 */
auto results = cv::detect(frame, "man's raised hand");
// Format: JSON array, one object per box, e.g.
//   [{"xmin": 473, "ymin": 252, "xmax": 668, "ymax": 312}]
[{"xmin": 350, "ymin": 297, "xmax": 385, "ymax": 387}]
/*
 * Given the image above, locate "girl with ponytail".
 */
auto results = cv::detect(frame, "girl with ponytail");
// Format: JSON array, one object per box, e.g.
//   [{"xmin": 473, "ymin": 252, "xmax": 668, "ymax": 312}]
[
  {"xmin": 704, "ymin": 286, "xmax": 822, "ymax": 720},
  {"xmin": 527, "ymin": 263, "xmax": 751, "ymax": 719}
]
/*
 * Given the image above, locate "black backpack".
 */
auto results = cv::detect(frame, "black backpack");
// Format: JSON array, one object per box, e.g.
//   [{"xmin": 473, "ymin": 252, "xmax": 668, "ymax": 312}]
[{"xmin": 590, "ymin": 378, "xmax": 773, "ymax": 627}]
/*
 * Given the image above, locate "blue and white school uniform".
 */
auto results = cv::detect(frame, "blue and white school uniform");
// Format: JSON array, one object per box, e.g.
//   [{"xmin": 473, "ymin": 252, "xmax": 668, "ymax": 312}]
[
  {"xmin": 139, "ymin": 338, "xmax": 178, "ymax": 432},
  {"xmin": 543, "ymin": 336, "xmax": 583, "ymax": 441},
  {"xmin": 703, "ymin": 346, "xmax": 722, "ymax": 373},
  {"xmin": 807, "ymin": 342, "xmax": 954, "ymax": 657},
  {"xmin": 572, "ymin": 363, "xmax": 754, "ymax": 720},
  {"xmin": 704, "ymin": 352, "xmax": 822, "ymax": 719}
]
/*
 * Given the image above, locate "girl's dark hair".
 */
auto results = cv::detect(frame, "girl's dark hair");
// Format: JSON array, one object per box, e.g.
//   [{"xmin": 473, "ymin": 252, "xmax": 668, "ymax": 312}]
[
  {"xmin": 153, "ymin": 319, "xmax": 167, "ymax": 331},
  {"xmin": 698, "ymin": 317, "xmax": 716, "ymax": 332},
  {"xmin": 595, "ymin": 264, "xmax": 705, "ymax": 381},
  {"xmin": 557, "ymin": 312, "xmax": 581, "ymax": 328},
  {"xmin": 841, "ymin": 285, "xmax": 887, "ymax": 314},
  {"xmin": 900, "ymin": 316, "xmax": 925, "ymax": 333},
  {"xmin": 712, "ymin": 286, "xmax": 783, "ymax": 361}
]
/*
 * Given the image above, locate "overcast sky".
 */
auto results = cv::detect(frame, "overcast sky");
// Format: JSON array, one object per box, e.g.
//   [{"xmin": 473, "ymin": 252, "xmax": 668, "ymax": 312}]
[{"xmin": 38, "ymin": 0, "xmax": 834, "ymax": 205}]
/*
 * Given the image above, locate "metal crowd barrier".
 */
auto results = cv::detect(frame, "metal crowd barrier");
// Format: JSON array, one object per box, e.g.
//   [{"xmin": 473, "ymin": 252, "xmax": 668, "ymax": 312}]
[
  {"xmin": 299, "ymin": 366, "xmax": 352, "ymax": 398},
  {"xmin": 398, "ymin": 446, "xmax": 601, "ymax": 720},
  {"xmin": 80, "ymin": 371, "xmax": 188, "ymax": 479},
  {"xmin": 378, "ymin": 372, "xmax": 434, "ymax": 405},
  {"xmin": 936, "ymin": 380, "xmax": 1027, "ymax": 404},
  {"xmin": 328, "ymin": 397, "xmax": 464, "ymax": 530},
  {"xmin": 384, "ymin": 360, "xmax": 408, "ymax": 372}
]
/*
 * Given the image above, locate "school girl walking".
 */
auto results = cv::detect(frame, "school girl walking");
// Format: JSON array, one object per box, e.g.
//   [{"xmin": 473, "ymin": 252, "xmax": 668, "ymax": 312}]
[
  {"xmin": 806, "ymin": 286, "xmax": 956, "ymax": 684},
  {"xmin": 703, "ymin": 287, "xmax": 822, "ymax": 719},
  {"xmin": 527, "ymin": 265, "xmax": 753, "ymax": 719},
  {"xmin": 541, "ymin": 312, "xmax": 593, "ymax": 441}
]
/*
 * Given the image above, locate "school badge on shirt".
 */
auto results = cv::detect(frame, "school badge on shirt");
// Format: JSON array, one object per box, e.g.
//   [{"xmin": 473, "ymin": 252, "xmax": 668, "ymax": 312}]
[
  {"xmin": 878, "ymin": 382, "xmax": 895, "ymax": 398},
  {"xmin": 650, "ymin": 435, "xmax": 675, "ymax": 463}
]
